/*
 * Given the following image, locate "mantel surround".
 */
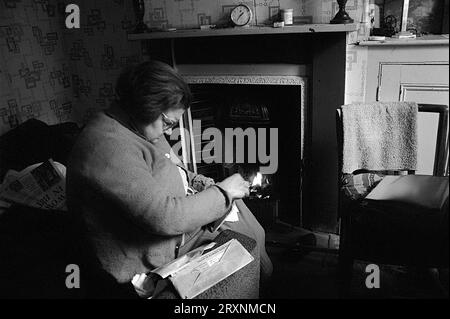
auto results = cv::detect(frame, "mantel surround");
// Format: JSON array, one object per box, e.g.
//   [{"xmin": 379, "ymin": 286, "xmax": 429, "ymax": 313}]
[
  {"xmin": 177, "ymin": 64, "xmax": 308, "ymax": 180},
  {"xmin": 177, "ymin": 63, "xmax": 309, "ymax": 86},
  {"xmin": 183, "ymin": 75, "xmax": 304, "ymax": 85},
  {"xmin": 129, "ymin": 25, "xmax": 355, "ymax": 232}
]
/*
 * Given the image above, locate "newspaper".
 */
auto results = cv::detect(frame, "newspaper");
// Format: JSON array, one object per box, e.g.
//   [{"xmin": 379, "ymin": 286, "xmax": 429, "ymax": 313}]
[{"xmin": 0, "ymin": 159, "xmax": 67, "ymax": 211}]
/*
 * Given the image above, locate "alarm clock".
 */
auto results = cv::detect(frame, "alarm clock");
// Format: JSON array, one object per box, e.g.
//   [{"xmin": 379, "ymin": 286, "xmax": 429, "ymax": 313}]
[{"xmin": 230, "ymin": 4, "xmax": 253, "ymax": 27}]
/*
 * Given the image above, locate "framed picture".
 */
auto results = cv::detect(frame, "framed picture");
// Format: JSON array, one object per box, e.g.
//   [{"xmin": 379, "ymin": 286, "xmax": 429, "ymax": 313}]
[{"xmin": 373, "ymin": 0, "xmax": 447, "ymax": 36}]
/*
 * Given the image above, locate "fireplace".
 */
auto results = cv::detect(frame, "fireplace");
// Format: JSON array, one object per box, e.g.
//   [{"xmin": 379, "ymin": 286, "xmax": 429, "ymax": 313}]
[
  {"xmin": 166, "ymin": 64, "xmax": 308, "ymax": 227},
  {"xmin": 131, "ymin": 27, "xmax": 353, "ymax": 232}
]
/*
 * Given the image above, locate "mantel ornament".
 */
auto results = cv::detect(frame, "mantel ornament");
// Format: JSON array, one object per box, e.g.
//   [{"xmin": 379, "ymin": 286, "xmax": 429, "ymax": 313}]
[
  {"xmin": 133, "ymin": 0, "xmax": 148, "ymax": 33},
  {"xmin": 330, "ymin": 0, "xmax": 354, "ymax": 24}
]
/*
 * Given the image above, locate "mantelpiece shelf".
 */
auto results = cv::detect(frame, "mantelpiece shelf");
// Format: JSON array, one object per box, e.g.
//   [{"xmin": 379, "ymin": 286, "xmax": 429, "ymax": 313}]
[
  {"xmin": 128, "ymin": 23, "xmax": 358, "ymax": 40},
  {"xmin": 356, "ymin": 34, "xmax": 449, "ymax": 46}
]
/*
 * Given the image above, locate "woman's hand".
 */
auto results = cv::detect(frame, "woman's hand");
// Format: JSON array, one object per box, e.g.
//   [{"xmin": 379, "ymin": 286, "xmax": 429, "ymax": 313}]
[{"xmin": 216, "ymin": 173, "xmax": 250, "ymax": 200}]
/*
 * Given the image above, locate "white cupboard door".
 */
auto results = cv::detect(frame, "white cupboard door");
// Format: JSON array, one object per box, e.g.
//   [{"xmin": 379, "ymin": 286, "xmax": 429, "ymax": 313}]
[{"xmin": 378, "ymin": 63, "xmax": 449, "ymax": 175}]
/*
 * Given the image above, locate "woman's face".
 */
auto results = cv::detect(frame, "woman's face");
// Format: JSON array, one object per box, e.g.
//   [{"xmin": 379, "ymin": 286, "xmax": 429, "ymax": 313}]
[{"xmin": 139, "ymin": 107, "xmax": 185, "ymax": 143}]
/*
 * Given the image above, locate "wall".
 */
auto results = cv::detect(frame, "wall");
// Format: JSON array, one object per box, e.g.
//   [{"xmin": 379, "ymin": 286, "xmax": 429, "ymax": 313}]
[
  {"xmin": 0, "ymin": 0, "xmax": 372, "ymax": 136},
  {"xmin": 3, "ymin": 1, "xmax": 443, "ymax": 135},
  {"xmin": 0, "ymin": 0, "xmax": 142, "ymax": 135},
  {"xmin": 0, "ymin": 0, "xmax": 74, "ymax": 135},
  {"xmin": 64, "ymin": 0, "xmax": 142, "ymax": 124}
]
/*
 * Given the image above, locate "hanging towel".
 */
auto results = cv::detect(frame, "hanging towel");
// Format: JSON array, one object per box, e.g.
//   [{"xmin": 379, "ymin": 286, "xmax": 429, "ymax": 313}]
[{"xmin": 341, "ymin": 101, "xmax": 418, "ymax": 174}]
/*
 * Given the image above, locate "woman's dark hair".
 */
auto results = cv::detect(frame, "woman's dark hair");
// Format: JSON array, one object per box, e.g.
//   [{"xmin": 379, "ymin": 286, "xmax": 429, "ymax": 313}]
[{"xmin": 115, "ymin": 60, "xmax": 191, "ymax": 124}]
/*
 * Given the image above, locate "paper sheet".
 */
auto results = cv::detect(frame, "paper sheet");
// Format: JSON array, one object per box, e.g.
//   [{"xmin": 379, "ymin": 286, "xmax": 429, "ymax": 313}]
[
  {"xmin": 151, "ymin": 242, "xmax": 217, "ymax": 279},
  {"xmin": 210, "ymin": 202, "xmax": 240, "ymax": 232},
  {"xmin": 224, "ymin": 202, "xmax": 239, "ymax": 222},
  {"xmin": 169, "ymin": 239, "xmax": 254, "ymax": 299}
]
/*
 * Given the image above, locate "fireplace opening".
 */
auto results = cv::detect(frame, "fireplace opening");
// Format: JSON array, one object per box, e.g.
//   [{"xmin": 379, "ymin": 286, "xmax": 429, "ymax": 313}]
[{"xmin": 169, "ymin": 83, "xmax": 305, "ymax": 227}]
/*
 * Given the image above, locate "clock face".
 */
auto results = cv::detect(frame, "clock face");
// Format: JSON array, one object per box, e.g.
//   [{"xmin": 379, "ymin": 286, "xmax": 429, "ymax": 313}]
[{"xmin": 230, "ymin": 4, "xmax": 252, "ymax": 27}]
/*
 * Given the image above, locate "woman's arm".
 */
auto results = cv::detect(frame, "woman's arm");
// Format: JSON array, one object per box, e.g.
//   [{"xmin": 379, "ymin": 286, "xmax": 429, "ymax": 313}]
[
  {"xmin": 69, "ymin": 135, "xmax": 232, "ymax": 237},
  {"xmin": 168, "ymin": 147, "xmax": 216, "ymax": 192},
  {"xmin": 187, "ymin": 170, "xmax": 216, "ymax": 192}
]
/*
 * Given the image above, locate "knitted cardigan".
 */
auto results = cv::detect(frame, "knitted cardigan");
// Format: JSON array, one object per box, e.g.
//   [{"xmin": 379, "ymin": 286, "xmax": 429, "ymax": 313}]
[{"xmin": 66, "ymin": 106, "xmax": 231, "ymax": 283}]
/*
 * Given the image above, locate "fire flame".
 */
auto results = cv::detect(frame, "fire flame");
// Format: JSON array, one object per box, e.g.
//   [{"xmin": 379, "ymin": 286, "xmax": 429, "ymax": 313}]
[{"xmin": 251, "ymin": 172, "xmax": 263, "ymax": 187}]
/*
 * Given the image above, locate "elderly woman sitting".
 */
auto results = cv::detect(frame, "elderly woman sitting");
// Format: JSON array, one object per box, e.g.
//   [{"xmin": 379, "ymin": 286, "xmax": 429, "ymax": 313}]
[{"xmin": 66, "ymin": 60, "xmax": 272, "ymax": 298}]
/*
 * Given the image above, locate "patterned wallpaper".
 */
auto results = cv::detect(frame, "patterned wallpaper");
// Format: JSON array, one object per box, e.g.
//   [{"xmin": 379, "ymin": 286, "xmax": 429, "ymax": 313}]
[
  {"xmin": 0, "ymin": 0, "xmax": 142, "ymax": 135},
  {"xmin": 0, "ymin": 0, "xmax": 74, "ymax": 135},
  {"xmin": 0, "ymin": 0, "xmax": 371, "ymax": 135},
  {"xmin": 64, "ymin": 0, "xmax": 141, "ymax": 124}
]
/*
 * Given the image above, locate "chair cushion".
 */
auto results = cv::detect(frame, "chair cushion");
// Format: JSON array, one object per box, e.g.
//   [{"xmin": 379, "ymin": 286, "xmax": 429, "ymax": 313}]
[{"xmin": 341, "ymin": 172, "xmax": 384, "ymax": 200}]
